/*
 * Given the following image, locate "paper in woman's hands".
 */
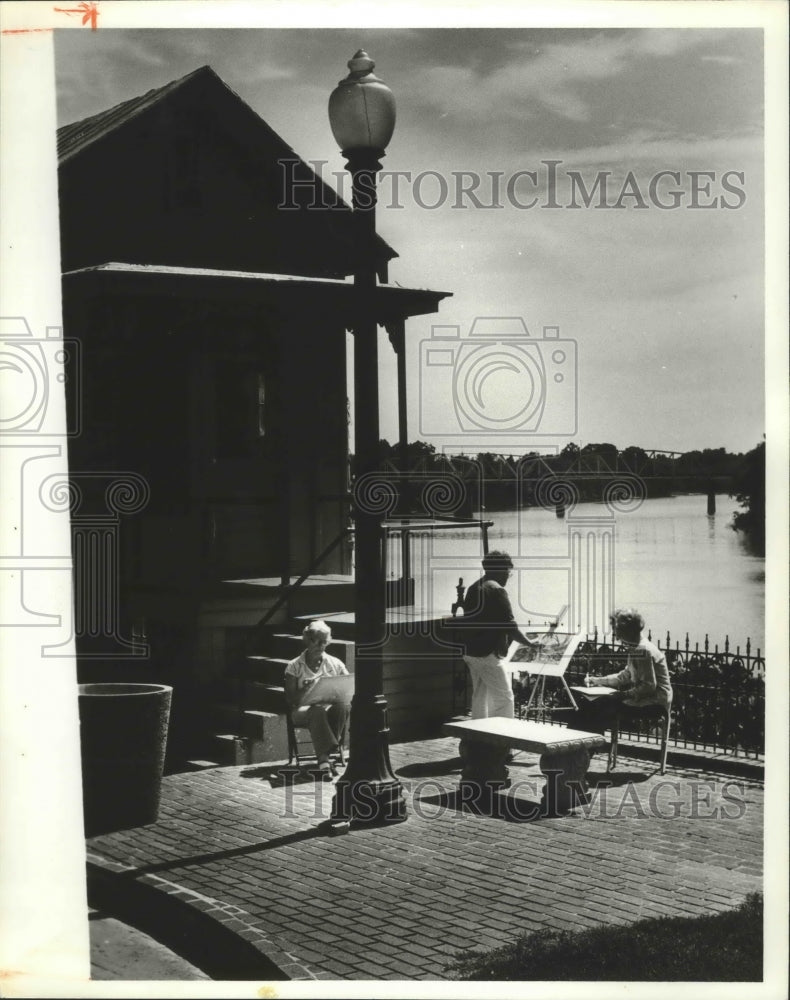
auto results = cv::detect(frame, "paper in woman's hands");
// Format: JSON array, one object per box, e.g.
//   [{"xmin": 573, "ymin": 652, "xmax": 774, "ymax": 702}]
[
  {"xmin": 299, "ymin": 674, "xmax": 354, "ymax": 705},
  {"xmin": 569, "ymin": 685, "xmax": 619, "ymax": 697}
]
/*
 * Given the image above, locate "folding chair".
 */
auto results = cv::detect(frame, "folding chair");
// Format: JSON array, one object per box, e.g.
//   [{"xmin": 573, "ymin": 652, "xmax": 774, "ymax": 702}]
[
  {"xmin": 286, "ymin": 712, "xmax": 346, "ymax": 769},
  {"xmin": 607, "ymin": 704, "xmax": 671, "ymax": 775}
]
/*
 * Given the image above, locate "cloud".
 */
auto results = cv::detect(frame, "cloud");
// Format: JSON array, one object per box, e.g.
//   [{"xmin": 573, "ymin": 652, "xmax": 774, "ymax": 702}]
[
  {"xmin": 240, "ymin": 63, "xmax": 297, "ymax": 84},
  {"xmin": 413, "ymin": 30, "xmax": 719, "ymax": 125},
  {"xmin": 532, "ymin": 133, "xmax": 763, "ymax": 172},
  {"xmin": 700, "ymin": 54, "xmax": 744, "ymax": 65},
  {"xmin": 51, "ymin": 26, "xmax": 767, "ymax": 453}
]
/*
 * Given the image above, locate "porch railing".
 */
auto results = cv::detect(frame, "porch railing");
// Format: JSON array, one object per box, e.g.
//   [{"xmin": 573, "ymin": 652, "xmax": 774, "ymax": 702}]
[
  {"xmin": 511, "ymin": 630, "xmax": 764, "ymax": 760},
  {"xmin": 247, "ymin": 525, "xmax": 353, "ymax": 642},
  {"xmin": 249, "ymin": 515, "xmax": 494, "ymax": 636}
]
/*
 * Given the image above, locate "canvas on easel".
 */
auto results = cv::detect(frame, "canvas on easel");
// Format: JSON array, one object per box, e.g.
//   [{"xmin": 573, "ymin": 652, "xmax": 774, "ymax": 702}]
[{"xmin": 505, "ymin": 630, "xmax": 586, "ymax": 712}]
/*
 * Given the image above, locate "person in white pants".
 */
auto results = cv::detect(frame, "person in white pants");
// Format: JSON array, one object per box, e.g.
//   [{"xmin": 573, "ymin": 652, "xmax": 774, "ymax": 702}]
[{"xmin": 459, "ymin": 550, "xmax": 534, "ymax": 719}]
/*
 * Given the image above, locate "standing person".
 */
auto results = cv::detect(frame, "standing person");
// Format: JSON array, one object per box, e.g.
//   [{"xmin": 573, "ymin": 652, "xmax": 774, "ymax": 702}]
[
  {"xmin": 577, "ymin": 607, "xmax": 672, "ymax": 734},
  {"xmin": 459, "ymin": 550, "xmax": 534, "ymax": 719},
  {"xmin": 284, "ymin": 620, "xmax": 350, "ymax": 779}
]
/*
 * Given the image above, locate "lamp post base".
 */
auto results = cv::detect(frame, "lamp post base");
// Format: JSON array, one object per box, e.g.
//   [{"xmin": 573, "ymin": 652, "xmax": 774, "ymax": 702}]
[
  {"xmin": 328, "ymin": 694, "xmax": 407, "ymax": 832},
  {"xmin": 328, "ymin": 778, "xmax": 407, "ymax": 834}
]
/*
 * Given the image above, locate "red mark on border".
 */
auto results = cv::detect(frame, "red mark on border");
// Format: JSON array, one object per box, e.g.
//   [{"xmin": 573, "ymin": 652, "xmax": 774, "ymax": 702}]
[{"xmin": 53, "ymin": 1, "xmax": 100, "ymax": 30}]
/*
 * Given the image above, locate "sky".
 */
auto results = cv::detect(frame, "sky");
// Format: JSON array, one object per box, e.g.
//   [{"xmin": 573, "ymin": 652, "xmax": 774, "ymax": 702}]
[
  {"xmin": 1, "ymin": 9, "xmax": 787, "ymax": 994},
  {"xmin": 54, "ymin": 23, "xmax": 767, "ymax": 455}
]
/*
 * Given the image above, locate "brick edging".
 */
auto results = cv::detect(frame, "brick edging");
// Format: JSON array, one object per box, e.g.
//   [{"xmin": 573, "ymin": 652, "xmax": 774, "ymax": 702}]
[
  {"xmin": 610, "ymin": 739, "xmax": 764, "ymax": 779},
  {"xmin": 86, "ymin": 852, "xmax": 316, "ymax": 981}
]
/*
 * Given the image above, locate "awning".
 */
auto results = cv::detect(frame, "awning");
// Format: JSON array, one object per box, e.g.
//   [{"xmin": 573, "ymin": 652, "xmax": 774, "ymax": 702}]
[{"xmin": 62, "ymin": 262, "xmax": 451, "ymax": 325}]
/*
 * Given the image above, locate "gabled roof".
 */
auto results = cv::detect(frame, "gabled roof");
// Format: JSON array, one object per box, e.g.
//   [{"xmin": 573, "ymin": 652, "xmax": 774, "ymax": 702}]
[
  {"xmin": 57, "ymin": 66, "xmax": 213, "ymax": 163},
  {"xmin": 56, "ymin": 65, "xmax": 397, "ymax": 263}
]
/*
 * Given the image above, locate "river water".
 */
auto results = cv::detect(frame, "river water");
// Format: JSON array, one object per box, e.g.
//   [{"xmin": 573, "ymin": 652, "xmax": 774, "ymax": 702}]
[{"xmin": 391, "ymin": 494, "xmax": 764, "ymax": 652}]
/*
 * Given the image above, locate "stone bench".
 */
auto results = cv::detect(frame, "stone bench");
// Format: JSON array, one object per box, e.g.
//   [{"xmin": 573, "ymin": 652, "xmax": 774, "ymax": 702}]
[{"xmin": 443, "ymin": 718, "xmax": 606, "ymax": 815}]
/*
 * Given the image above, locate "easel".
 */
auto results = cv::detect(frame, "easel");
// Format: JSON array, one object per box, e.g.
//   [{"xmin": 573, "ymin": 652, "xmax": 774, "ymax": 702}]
[
  {"xmin": 521, "ymin": 667, "xmax": 579, "ymax": 714},
  {"xmin": 513, "ymin": 614, "xmax": 581, "ymax": 716}
]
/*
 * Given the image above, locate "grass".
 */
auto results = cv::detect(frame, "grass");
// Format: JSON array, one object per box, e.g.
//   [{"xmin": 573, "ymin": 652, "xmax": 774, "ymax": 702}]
[{"xmin": 448, "ymin": 893, "xmax": 763, "ymax": 981}]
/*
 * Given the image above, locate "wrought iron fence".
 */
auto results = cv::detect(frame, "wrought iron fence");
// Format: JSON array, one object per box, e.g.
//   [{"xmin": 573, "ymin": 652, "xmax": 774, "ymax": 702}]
[{"xmin": 510, "ymin": 630, "xmax": 764, "ymax": 759}]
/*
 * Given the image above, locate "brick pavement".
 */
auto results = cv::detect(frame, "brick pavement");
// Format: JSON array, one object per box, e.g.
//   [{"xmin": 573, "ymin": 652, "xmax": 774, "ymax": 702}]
[{"xmin": 86, "ymin": 737, "xmax": 764, "ymax": 981}]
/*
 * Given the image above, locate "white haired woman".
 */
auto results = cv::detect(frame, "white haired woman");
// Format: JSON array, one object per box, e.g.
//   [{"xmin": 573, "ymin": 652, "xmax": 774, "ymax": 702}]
[
  {"xmin": 284, "ymin": 620, "xmax": 350, "ymax": 778},
  {"xmin": 577, "ymin": 607, "xmax": 672, "ymax": 735}
]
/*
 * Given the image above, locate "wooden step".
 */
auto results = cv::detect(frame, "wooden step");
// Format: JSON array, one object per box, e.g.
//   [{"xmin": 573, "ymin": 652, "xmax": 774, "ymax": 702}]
[
  {"xmin": 264, "ymin": 634, "xmax": 304, "ymax": 660},
  {"xmin": 244, "ymin": 710, "xmax": 288, "ymax": 764},
  {"xmin": 183, "ymin": 759, "xmax": 222, "ymax": 772},
  {"xmin": 243, "ymin": 682, "xmax": 289, "ymax": 714},
  {"xmin": 242, "ymin": 710, "xmax": 289, "ymax": 762},
  {"xmin": 239, "ymin": 655, "xmax": 289, "ymax": 685},
  {"xmin": 330, "ymin": 639, "xmax": 355, "ymax": 671},
  {"xmin": 213, "ymin": 702, "xmax": 243, "ymax": 732},
  {"xmin": 289, "ymin": 612, "xmax": 356, "ymax": 641},
  {"xmin": 211, "ymin": 734, "xmax": 248, "ymax": 766},
  {"xmin": 207, "ymin": 724, "xmax": 290, "ymax": 766},
  {"xmin": 242, "ymin": 708, "xmax": 280, "ymax": 739},
  {"xmin": 286, "ymin": 581, "xmax": 355, "ymax": 617}
]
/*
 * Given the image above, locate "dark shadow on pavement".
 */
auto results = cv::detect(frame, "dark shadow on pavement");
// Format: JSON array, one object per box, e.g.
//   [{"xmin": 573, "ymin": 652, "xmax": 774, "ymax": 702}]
[
  {"xmin": 120, "ymin": 827, "xmax": 325, "ymax": 878},
  {"xmin": 507, "ymin": 754, "xmax": 542, "ymax": 769},
  {"xmin": 588, "ymin": 771, "xmax": 649, "ymax": 788},
  {"xmin": 240, "ymin": 764, "xmax": 333, "ymax": 788},
  {"xmin": 239, "ymin": 764, "xmax": 285, "ymax": 780},
  {"xmin": 416, "ymin": 787, "xmax": 553, "ymax": 823},
  {"xmin": 396, "ymin": 757, "xmax": 463, "ymax": 778}
]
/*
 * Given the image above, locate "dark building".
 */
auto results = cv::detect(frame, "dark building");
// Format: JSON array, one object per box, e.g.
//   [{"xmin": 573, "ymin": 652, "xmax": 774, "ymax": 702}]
[{"xmin": 58, "ymin": 66, "xmax": 455, "ymax": 761}]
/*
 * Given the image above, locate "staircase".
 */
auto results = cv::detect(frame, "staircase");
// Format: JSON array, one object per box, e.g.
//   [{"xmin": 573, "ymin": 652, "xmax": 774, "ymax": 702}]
[
  {"xmin": 183, "ymin": 568, "xmax": 464, "ymax": 770},
  {"xmin": 186, "ymin": 582, "xmax": 356, "ymax": 770}
]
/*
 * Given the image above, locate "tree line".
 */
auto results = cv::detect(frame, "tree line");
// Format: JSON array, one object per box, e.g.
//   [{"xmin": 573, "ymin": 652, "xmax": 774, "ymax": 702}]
[{"xmin": 351, "ymin": 439, "xmax": 765, "ymax": 555}]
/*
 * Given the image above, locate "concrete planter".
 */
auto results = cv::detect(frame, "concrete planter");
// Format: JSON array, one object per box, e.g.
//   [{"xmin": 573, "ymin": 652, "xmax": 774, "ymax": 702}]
[{"xmin": 78, "ymin": 683, "xmax": 172, "ymax": 837}]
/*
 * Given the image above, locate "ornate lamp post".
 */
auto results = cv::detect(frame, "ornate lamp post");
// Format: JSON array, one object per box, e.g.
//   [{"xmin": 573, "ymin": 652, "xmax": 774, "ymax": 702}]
[{"xmin": 327, "ymin": 51, "xmax": 406, "ymax": 831}]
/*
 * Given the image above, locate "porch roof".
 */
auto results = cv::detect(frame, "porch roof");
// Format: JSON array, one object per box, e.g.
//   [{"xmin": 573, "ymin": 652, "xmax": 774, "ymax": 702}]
[{"xmin": 62, "ymin": 262, "xmax": 451, "ymax": 323}]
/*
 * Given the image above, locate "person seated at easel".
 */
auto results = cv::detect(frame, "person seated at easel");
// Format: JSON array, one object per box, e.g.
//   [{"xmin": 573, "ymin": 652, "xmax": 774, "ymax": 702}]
[
  {"xmin": 284, "ymin": 620, "xmax": 350, "ymax": 779},
  {"xmin": 576, "ymin": 607, "xmax": 672, "ymax": 735}
]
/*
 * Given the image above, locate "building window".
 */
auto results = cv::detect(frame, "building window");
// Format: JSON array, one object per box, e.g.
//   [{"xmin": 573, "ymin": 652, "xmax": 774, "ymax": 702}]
[
  {"xmin": 256, "ymin": 372, "xmax": 266, "ymax": 439},
  {"xmin": 215, "ymin": 360, "xmax": 266, "ymax": 460}
]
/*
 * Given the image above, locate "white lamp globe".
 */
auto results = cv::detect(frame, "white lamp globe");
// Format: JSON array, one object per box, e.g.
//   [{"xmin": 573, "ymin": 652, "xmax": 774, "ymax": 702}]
[{"xmin": 328, "ymin": 50, "xmax": 396, "ymax": 154}]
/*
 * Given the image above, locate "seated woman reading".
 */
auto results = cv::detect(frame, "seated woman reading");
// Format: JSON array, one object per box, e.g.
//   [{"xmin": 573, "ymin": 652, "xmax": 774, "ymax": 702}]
[
  {"xmin": 576, "ymin": 607, "xmax": 672, "ymax": 736},
  {"xmin": 284, "ymin": 620, "xmax": 350, "ymax": 779}
]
